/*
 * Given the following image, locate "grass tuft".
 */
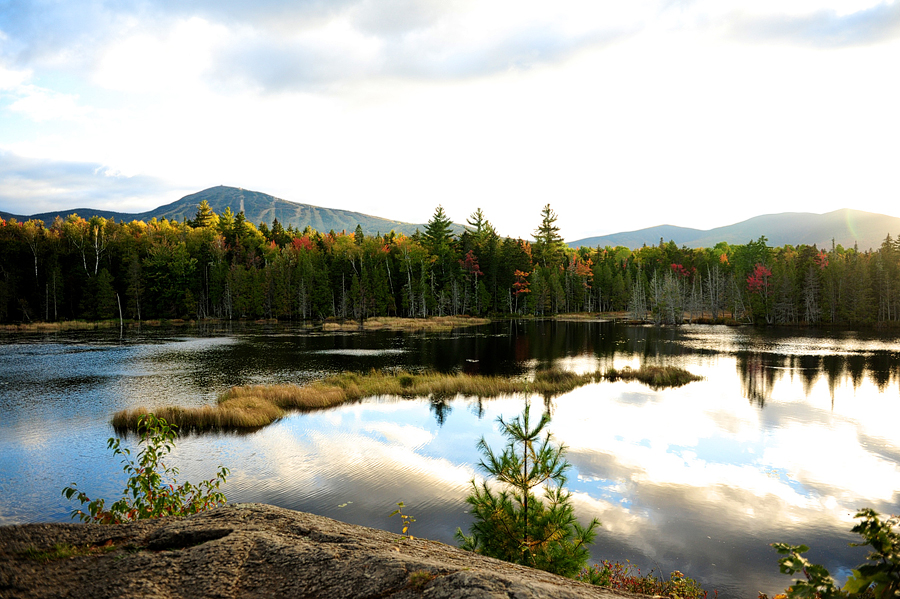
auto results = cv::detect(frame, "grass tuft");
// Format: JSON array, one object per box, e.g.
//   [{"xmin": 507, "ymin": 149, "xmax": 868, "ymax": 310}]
[
  {"xmin": 603, "ymin": 365, "xmax": 702, "ymax": 389},
  {"xmin": 22, "ymin": 542, "xmax": 116, "ymax": 563},
  {"xmin": 408, "ymin": 569, "xmax": 436, "ymax": 591}
]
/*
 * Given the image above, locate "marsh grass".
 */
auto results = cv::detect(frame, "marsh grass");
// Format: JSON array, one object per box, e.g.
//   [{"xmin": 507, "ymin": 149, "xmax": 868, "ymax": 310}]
[
  {"xmin": 322, "ymin": 316, "xmax": 490, "ymax": 332},
  {"xmin": 0, "ymin": 320, "xmax": 121, "ymax": 332},
  {"xmin": 2, "ymin": 316, "xmax": 484, "ymax": 333},
  {"xmin": 552, "ymin": 312, "xmax": 608, "ymax": 322},
  {"xmin": 113, "ymin": 364, "xmax": 702, "ymax": 433},
  {"xmin": 0, "ymin": 318, "xmax": 202, "ymax": 332},
  {"xmin": 113, "ymin": 369, "xmax": 597, "ymax": 432},
  {"xmin": 604, "ymin": 365, "xmax": 702, "ymax": 389}
]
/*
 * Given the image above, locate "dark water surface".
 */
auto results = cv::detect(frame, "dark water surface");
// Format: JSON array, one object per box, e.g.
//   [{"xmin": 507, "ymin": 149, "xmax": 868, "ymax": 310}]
[{"xmin": 2, "ymin": 320, "xmax": 900, "ymax": 598}]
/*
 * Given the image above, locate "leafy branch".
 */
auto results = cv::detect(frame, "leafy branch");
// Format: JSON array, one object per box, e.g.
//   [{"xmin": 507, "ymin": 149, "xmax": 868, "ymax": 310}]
[
  {"xmin": 771, "ymin": 509, "xmax": 900, "ymax": 599},
  {"xmin": 63, "ymin": 413, "xmax": 228, "ymax": 523}
]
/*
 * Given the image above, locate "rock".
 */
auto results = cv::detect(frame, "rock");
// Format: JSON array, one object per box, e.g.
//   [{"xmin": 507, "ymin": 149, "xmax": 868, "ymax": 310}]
[{"xmin": 0, "ymin": 503, "xmax": 629, "ymax": 599}]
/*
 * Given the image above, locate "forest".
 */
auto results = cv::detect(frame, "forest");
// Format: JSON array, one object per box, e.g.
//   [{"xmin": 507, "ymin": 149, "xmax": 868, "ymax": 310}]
[{"xmin": 1, "ymin": 200, "xmax": 899, "ymax": 327}]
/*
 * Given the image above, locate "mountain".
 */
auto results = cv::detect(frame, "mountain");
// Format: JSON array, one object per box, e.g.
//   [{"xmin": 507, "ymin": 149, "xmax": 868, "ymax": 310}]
[
  {"xmin": 1, "ymin": 186, "xmax": 461, "ymax": 237},
  {"xmin": 568, "ymin": 209, "xmax": 900, "ymax": 251}
]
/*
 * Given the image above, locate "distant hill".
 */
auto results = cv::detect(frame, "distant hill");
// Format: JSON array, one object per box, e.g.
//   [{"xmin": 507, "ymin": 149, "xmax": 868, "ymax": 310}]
[
  {"xmin": 2, "ymin": 186, "xmax": 463, "ymax": 237},
  {"xmin": 568, "ymin": 209, "xmax": 900, "ymax": 251}
]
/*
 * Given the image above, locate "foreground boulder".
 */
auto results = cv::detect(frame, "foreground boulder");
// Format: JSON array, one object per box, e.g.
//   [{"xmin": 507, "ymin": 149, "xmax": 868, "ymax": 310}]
[{"xmin": 0, "ymin": 503, "xmax": 626, "ymax": 599}]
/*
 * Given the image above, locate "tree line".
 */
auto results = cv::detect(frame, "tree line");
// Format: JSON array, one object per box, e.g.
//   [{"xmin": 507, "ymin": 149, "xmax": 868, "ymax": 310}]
[{"xmin": 1, "ymin": 200, "xmax": 899, "ymax": 327}]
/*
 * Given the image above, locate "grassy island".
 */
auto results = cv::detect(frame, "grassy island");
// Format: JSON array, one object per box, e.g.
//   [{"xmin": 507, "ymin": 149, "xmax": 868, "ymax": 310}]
[
  {"xmin": 322, "ymin": 316, "xmax": 491, "ymax": 332},
  {"xmin": 112, "ymin": 365, "xmax": 702, "ymax": 433},
  {"xmin": 604, "ymin": 365, "xmax": 704, "ymax": 389}
]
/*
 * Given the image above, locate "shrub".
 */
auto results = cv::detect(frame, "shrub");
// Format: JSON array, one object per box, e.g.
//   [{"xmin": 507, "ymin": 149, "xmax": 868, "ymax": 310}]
[
  {"xmin": 771, "ymin": 508, "xmax": 900, "ymax": 599},
  {"xmin": 63, "ymin": 413, "xmax": 229, "ymax": 523},
  {"xmin": 578, "ymin": 561, "xmax": 715, "ymax": 599}
]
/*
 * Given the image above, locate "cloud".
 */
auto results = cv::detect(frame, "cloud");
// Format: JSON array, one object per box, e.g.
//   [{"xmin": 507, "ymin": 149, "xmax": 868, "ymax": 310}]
[
  {"xmin": 0, "ymin": 63, "xmax": 29, "ymax": 90},
  {"xmin": 0, "ymin": 151, "xmax": 181, "ymax": 216},
  {"xmin": 7, "ymin": 85, "xmax": 87, "ymax": 122},
  {"xmin": 154, "ymin": 0, "xmax": 357, "ymax": 31},
  {"xmin": 0, "ymin": 1, "xmax": 125, "ymax": 70},
  {"xmin": 211, "ymin": 22, "xmax": 619, "ymax": 92},
  {"xmin": 2, "ymin": 0, "xmax": 631, "ymax": 93},
  {"xmin": 729, "ymin": 2, "xmax": 900, "ymax": 47},
  {"xmin": 4, "ymin": 0, "xmax": 900, "ymax": 99}
]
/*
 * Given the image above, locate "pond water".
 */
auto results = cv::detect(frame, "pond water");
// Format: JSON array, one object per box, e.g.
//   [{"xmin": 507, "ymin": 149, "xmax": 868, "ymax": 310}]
[{"xmin": 1, "ymin": 320, "xmax": 899, "ymax": 599}]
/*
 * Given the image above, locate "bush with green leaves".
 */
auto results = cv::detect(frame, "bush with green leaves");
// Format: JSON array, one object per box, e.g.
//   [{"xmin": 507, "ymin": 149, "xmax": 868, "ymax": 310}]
[
  {"xmin": 63, "ymin": 413, "xmax": 229, "ymax": 523},
  {"xmin": 772, "ymin": 508, "xmax": 900, "ymax": 599},
  {"xmin": 578, "ymin": 561, "xmax": 715, "ymax": 599},
  {"xmin": 455, "ymin": 400, "xmax": 600, "ymax": 578}
]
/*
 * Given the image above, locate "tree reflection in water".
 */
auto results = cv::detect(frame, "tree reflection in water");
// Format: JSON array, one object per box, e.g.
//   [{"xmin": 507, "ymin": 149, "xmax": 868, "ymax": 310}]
[{"xmin": 737, "ymin": 352, "xmax": 780, "ymax": 406}]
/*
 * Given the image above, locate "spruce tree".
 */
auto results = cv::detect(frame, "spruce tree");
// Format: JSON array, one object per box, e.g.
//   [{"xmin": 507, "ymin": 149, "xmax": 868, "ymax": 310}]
[
  {"xmin": 424, "ymin": 205, "xmax": 454, "ymax": 254},
  {"xmin": 456, "ymin": 401, "xmax": 600, "ymax": 578},
  {"xmin": 424, "ymin": 205, "xmax": 455, "ymax": 289},
  {"xmin": 533, "ymin": 204, "xmax": 564, "ymax": 268},
  {"xmin": 192, "ymin": 200, "xmax": 218, "ymax": 228}
]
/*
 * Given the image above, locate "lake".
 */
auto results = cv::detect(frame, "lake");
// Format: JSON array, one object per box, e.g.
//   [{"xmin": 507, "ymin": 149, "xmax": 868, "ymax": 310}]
[{"xmin": 1, "ymin": 320, "xmax": 899, "ymax": 598}]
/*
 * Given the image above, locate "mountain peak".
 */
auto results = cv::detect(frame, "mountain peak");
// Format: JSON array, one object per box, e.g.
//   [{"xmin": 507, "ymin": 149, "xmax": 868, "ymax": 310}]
[
  {"xmin": 4, "ymin": 186, "xmax": 459, "ymax": 237},
  {"xmin": 568, "ymin": 209, "xmax": 900, "ymax": 251}
]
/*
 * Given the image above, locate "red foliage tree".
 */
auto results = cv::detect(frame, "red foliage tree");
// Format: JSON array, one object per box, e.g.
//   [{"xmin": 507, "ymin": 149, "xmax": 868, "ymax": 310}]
[{"xmin": 746, "ymin": 264, "xmax": 772, "ymax": 294}]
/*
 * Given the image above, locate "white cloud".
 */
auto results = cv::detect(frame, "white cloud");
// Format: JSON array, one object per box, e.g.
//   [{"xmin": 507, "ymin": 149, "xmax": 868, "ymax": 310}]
[
  {"xmin": 8, "ymin": 85, "xmax": 86, "ymax": 122},
  {"xmin": 0, "ymin": 64, "xmax": 30, "ymax": 90},
  {"xmin": 93, "ymin": 17, "xmax": 229, "ymax": 94},
  {"xmin": 0, "ymin": 150, "xmax": 181, "ymax": 215}
]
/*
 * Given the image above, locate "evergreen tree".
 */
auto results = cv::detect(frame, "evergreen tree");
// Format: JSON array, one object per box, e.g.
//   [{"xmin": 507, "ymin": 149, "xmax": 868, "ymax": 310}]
[
  {"xmin": 467, "ymin": 208, "xmax": 490, "ymax": 237},
  {"xmin": 192, "ymin": 200, "xmax": 218, "ymax": 228},
  {"xmin": 456, "ymin": 401, "xmax": 600, "ymax": 578},
  {"xmin": 270, "ymin": 218, "xmax": 289, "ymax": 247},
  {"xmin": 424, "ymin": 205, "xmax": 454, "ymax": 254},
  {"xmin": 533, "ymin": 204, "xmax": 564, "ymax": 268},
  {"xmin": 424, "ymin": 205, "xmax": 457, "ymax": 292},
  {"xmin": 94, "ymin": 268, "xmax": 118, "ymax": 320}
]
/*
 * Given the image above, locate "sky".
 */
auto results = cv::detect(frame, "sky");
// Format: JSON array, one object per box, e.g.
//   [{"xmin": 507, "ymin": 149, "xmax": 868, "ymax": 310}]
[{"xmin": 1, "ymin": 0, "xmax": 899, "ymax": 241}]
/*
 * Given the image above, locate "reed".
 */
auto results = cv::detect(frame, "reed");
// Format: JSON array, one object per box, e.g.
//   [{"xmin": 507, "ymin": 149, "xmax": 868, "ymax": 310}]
[{"xmin": 603, "ymin": 365, "xmax": 702, "ymax": 389}]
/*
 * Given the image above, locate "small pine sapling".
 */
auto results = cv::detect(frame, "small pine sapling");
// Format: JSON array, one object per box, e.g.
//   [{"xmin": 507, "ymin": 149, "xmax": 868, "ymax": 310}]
[{"xmin": 456, "ymin": 400, "xmax": 600, "ymax": 578}]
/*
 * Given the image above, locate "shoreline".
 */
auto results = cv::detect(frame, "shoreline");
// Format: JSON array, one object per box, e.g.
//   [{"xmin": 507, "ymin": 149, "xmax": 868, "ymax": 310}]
[{"xmin": 3, "ymin": 313, "xmax": 891, "ymax": 334}]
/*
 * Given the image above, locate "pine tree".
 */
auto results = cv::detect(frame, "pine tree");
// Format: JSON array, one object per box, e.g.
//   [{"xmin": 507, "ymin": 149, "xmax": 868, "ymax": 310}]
[
  {"xmin": 192, "ymin": 200, "xmax": 218, "ymax": 228},
  {"xmin": 424, "ymin": 205, "xmax": 454, "ymax": 254},
  {"xmin": 424, "ymin": 205, "xmax": 456, "ymax": 291},
  {"xmin": 456, "ymin": 401, "xmax": 600, "ymax": 578},
  {"xmin": 533, "ymin": 204, "xmax": 564, "ymax": 268},
  {"xmin": 467, "ymin": 208, "xmax": 494, "ymax": 240}
]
